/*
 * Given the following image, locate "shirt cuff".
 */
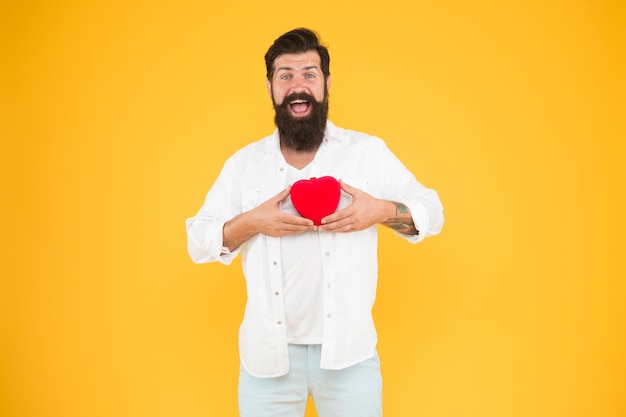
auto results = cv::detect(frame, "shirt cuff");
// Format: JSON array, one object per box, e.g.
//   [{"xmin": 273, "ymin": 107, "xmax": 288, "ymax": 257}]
[{"xmin": 402, "ymin": 201, "xmax": 429, "ymax": 244}]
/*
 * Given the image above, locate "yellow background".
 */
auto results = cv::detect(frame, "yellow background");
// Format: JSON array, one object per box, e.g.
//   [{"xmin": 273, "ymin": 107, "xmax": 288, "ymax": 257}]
[{"xmin": 2, "ymin": 1, "xmax": 625, "ymax": 416}]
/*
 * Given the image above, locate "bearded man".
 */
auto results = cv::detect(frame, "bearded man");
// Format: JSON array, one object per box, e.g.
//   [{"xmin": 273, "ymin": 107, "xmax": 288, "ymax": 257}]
[{"xmin": 186, "ymin": 28, "xmax": 444, "ymax": 417}]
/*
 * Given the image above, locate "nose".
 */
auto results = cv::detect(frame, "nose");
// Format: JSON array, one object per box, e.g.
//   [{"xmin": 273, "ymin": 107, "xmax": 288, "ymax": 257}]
[{"xmin": 289, "ymin": 76, "xmax": 308, "ymax": 94}]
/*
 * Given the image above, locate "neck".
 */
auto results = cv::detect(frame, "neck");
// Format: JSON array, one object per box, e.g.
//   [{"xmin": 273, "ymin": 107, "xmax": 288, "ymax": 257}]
[{"xmin": 280, "ymin": 142, "xmax": 318, "ymax": 170}]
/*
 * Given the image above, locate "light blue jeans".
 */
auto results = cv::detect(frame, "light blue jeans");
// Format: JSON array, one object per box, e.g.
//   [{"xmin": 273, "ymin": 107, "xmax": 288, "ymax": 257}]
[{"xmin": 238, "ymin": 344, "xmax": 383, "ymax": 417}]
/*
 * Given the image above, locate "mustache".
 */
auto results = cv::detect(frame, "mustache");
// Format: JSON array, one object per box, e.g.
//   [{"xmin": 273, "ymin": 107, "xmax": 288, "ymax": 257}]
[{"xmin": 274, "ymin": 92, "xmax": 320, "ymax": 108}]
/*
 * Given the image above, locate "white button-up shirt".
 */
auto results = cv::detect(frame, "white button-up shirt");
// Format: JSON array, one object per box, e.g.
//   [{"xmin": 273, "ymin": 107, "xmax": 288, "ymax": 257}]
[{"xmin": 186, "ymin": 121, "xmax": 444, "ymax": 377}]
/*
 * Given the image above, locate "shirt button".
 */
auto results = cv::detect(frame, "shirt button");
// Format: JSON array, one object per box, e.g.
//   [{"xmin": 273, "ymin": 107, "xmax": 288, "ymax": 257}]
[
  {"xmin": 273, "ymin": 260, "xmax": 278, "ymax": 266},
  {"xmin": 275, "ymin": 291, "xmax": 280, "ymax": 296},
  {"xmin": 277, "ymin": 321, "xmax": 282, "ymax": 325},
  {"xmin": 326, "ymin": 314, "xmax": 332, "ymax": 319},
  {"xmin": 327, "ymin": 283, "xmax": 331, "ymax": 288},
  {"xmin": 324, "ymin": 251, "xmax": 330, "ymax": 256}
]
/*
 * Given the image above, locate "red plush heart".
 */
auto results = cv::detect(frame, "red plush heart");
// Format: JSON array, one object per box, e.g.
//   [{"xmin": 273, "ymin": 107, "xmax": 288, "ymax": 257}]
[{"xmin": 290, "ymin": 176, "xmax": 341, "ymax": 226}]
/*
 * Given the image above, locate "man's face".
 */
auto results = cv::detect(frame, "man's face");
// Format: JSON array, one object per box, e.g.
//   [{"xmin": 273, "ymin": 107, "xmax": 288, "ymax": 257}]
[
  {"xmin": 267, "ymin": 50, "xmax": 330, "ymax": 114},
  {"xmin": 267, "ymin": 50, "xmax": 331, "ymax": 152}
]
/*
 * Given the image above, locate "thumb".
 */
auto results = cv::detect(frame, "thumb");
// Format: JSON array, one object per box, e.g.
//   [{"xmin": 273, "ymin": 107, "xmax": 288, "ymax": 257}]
[
  {"xmin": 275, "ymin": 186, "xmax": 292, "ymax": 203},
  {"xmin": 339, "ymin": 179, "xmax": 358, "ymax": 195}
]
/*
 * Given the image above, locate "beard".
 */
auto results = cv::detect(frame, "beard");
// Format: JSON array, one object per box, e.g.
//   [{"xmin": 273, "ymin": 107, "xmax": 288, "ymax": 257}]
[{"xmin": 273, "ymin": 90, "xmax": 329, "ymax": 152}]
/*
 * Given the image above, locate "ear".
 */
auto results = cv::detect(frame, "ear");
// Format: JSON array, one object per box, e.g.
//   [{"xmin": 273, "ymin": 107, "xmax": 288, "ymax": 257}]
[
  {"xmin": 266, "ymin": 78, "xmax": 272, "ymax": 98},
  {"xmin": 326, "ymin": 75, "xmax": 331, "ymax": 92}
]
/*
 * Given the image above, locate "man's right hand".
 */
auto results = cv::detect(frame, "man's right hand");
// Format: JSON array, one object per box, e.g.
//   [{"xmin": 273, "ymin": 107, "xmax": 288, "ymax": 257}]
[{"xmin": 222, "ymin": 187, "xmax": 316, "ymax": 251}]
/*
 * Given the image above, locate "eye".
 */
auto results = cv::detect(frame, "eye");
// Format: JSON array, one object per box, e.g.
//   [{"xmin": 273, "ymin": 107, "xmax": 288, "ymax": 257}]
[
  {"xmin": 279, "ymin": 74, "xmax": 292, "ymax": 80},
  {"xmin": 305, "ymin": 73, "xmax": 316, "ymax": 79}
]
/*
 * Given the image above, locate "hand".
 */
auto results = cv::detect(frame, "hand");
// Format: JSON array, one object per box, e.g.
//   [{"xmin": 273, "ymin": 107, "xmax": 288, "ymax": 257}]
[
  {"xmin": 223, "ymin": 187, "xmax": 316, "ymax": 251},
  {"xmin": 318, "ymin": 180, "xmax": 386, "ymax": 233},
  {"xmin": 248, "ymin": 186, "xmax": 316, "ymax": 237}
]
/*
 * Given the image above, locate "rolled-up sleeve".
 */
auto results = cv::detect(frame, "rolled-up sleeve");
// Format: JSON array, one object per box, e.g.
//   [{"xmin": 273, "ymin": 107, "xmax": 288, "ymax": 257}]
[
  {"xmin": 402, "ymin": 187, "xmax": 444, "ymax": 243},
  {"xmin": 376, "ymin": 140, "xmax": 444, "ymax": 243},
  {"xmin": 186, "ymin": 157, "xmax": 243, "ymax": 265},
  {"xmin": 186, "ymin": 217, "xmax": 240, "ymax": 264}
]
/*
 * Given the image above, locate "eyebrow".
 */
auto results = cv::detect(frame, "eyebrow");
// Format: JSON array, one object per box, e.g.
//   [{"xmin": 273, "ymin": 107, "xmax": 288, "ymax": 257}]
[{"xmin": 276, "ymin": 65, "xmax": 320, "ymax": 72}]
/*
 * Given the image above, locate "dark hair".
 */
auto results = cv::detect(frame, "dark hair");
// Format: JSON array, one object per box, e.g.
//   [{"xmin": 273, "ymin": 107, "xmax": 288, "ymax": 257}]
[{"xmin": 264, "ymin": 28, "xmax": 330, "ymax": 81}]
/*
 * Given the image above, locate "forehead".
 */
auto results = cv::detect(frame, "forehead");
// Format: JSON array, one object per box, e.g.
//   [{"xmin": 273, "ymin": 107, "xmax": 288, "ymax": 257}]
[{"xmin": 273, "ymin": 50, "xmax": 321, "ymax": 71}]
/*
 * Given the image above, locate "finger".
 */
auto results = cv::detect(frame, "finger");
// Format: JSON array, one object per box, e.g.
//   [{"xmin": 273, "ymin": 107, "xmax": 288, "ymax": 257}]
[
  {"xmin": 281, "ymin": 212, "xmax": 315, "ymax": 227},
  {"xmin": 320, "ymin": 212, "xmax": 351, "ymax": 229},
  {"xmin": 320, "ymin": 221, "xmax": 352, "ymax": 233},
  {"xmin": 275, "ymin": 186, "xmax": 292, "ymax": 203},
  {"xmin": 320, "ymin": 209, "xmax": 345, "ymax": 225},
  {"xmin": 280, "ymin": 222, "xmax": 317, "ymax": 236},
  {"xmin": 338, "ymin": 179, "xmax": 359, "ymax": 196}
]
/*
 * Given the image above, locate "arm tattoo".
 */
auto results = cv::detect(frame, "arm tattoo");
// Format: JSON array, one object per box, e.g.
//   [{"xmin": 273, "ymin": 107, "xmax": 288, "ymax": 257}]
[{"xmin": 382, "ymin": 203, "xmax": 419, "ymax": 235}]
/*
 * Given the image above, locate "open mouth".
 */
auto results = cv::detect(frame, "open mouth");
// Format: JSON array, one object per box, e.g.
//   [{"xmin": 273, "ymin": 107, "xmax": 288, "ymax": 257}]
[{"xmin": 289, "ymin": 99, "xmax": 311, "ymax": 116}]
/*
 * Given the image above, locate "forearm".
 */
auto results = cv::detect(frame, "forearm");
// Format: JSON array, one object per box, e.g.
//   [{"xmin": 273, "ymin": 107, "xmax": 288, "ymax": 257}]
[
  {"xmin": 222, "ymin": 211, "xmax": 258, "ymax": 252},
  {"xmin": 379, "ymin": 200, "xmax": 418, "ymax": 236}
]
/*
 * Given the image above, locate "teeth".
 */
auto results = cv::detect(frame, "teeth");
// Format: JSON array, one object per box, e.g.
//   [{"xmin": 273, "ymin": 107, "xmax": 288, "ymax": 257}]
[{"xmin": 291, "ymin": 99, "xmax": 308, "ymax": 104}]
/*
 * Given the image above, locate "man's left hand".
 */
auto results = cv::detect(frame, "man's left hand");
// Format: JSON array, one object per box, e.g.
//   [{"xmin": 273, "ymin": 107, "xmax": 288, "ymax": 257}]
[{"xmin": 317, "ymin": 180, "xmax": 388, "ymax": 233}]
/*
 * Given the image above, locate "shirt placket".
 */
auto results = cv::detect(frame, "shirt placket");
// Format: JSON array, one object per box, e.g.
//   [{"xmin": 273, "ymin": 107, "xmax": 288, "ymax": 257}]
[
  {"xmin": 310, "ymin": 144, "xmax": 337, "ymax": 367},
  {"xmin": 318, "ymin": 231, "xmax": 336, "ymax": 367},
  {"xmin": 269, "ymin": 163, "xmax": 289, "ymax": 372}
]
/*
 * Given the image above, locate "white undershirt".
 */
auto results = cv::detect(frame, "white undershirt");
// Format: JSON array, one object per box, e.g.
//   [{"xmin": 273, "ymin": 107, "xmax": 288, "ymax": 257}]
[{"xmin": 280, "ymin": 163, "xmax": 324, "ymax": 344}]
